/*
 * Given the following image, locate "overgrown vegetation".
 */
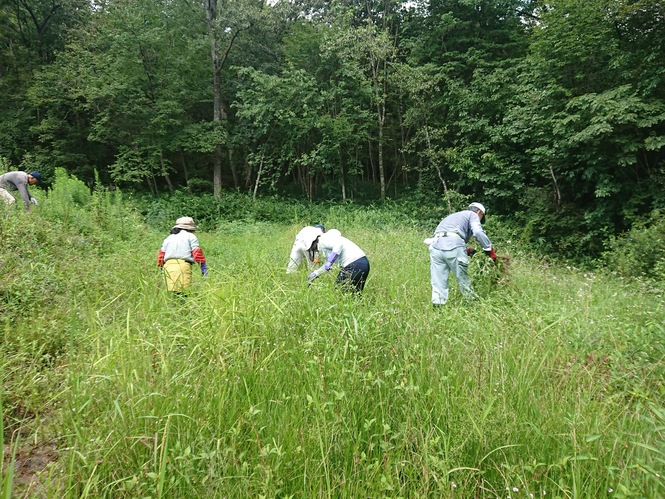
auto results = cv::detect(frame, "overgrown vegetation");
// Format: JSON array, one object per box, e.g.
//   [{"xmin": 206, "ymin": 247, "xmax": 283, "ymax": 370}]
[
  {"xmin": 603, "ymin": 213, "xmax": 665, "ymax": 281},
  {"xmin": 1, "ymin": 175, "xmax": 663, "ymax": 497},
  {"xmin": 139, "ymin": 189, "xmax": 459, "ymax": 233}
]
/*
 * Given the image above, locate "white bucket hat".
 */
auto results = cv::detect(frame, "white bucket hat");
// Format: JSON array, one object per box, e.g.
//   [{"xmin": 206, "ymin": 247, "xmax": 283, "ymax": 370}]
[{"xmin": 173, "ymin": 216, "xmax": 199, "ymax": 231}]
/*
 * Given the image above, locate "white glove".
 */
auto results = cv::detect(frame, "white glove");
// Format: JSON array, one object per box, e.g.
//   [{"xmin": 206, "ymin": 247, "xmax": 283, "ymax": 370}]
[
  {"xmin": 30, "ymin": 197, "xmax": 39, "ymax": 206},
  {"xmin": 423, "ymin": 238, "xmax": 435, "ymax": 245}
]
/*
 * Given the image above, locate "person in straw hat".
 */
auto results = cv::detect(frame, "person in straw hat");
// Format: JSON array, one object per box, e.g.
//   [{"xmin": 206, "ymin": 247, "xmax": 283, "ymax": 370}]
[{"xmin": 157, "ymin": 216, "xmax": 208, "ymax": 293}]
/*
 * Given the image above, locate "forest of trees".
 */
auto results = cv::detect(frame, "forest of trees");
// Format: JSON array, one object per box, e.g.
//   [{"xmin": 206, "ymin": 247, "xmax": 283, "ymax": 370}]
[{"xmin": 1, "ymin": 0, "xmax": 664, "ymax": 255}]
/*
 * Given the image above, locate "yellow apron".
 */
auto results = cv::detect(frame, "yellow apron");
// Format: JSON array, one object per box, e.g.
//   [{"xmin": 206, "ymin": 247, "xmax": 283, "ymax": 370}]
[{"xmin": 163, "ymin": 259, "xmax": 193, "ymax": 292}]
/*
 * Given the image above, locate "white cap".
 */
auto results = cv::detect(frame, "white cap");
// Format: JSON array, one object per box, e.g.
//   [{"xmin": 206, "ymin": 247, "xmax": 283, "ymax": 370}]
[{"xmin": 469, "ymin": 202, "xmax": 486, "ymax": 214}]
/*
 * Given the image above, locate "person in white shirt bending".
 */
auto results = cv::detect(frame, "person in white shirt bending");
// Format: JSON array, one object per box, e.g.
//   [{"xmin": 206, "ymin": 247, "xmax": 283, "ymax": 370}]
[
  {"xmin": 286, "ymin": 224, "xmax": 325, "ymax": 274},
  {"xmin": 306, "ymin": 229, "xmax": 370, "ymax": 294}
]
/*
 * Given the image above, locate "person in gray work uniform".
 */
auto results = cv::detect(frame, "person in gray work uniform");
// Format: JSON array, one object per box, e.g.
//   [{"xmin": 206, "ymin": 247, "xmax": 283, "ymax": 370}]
[
  {"xmin": 0, "ymin": 171, "xmax": 42, "ymax": 211},
  {"xmin": 425, "ymin": 202, "xmax": 497, "ymax": 307}
]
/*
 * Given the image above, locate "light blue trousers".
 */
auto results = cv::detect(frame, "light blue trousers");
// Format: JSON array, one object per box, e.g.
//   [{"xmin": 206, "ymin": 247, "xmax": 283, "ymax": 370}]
[{"xmin": 429, "ymin": 245, "xmax": 475, "ymax": 305}]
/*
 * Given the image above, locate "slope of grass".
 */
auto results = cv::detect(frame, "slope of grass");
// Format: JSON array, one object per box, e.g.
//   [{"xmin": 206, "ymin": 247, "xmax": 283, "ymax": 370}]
[{"xmin": 1, "ymin": 181, "xmax": 664, "ymax": 498}]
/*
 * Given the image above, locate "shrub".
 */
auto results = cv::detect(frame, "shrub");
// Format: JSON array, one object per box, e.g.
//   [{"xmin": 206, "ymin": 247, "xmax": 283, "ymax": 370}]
[
  {"xmin": 41, "ymin": 168, "xmax": 92, "ymax": 229},
  {"xmin": 603, "ymin": 211, "xmax": 665, "ymax": 280}
]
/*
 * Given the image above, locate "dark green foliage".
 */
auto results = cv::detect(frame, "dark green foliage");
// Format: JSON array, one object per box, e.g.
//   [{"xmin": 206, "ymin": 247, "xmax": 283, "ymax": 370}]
[
  {"xmin": 140, "ymin": 190, "xmax": 331, "ymax": 231},
  {"xmin": 499, "ymin": 0, "xmax": 665, "ymax": 258},
  {"xmin": 1, "ymin": 0, "xmax": 664, "ymax": 263},
  {"xmin": 140, "ymin": 188, "xmax": 499, "ymax": 237},
  {"xmin": 603, "ymin": 212, "xmax": 665, "ymax": 281},
  {"xmin": 0, "ymin": 0, "xmax": 91, "ymax": 166}
]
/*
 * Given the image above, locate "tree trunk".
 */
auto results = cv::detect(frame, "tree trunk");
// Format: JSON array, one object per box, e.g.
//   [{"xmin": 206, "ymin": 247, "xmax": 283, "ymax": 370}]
[
  {"xmin": 549, "ymin": 164, "xmax": 561, "ymax": 210},
  {"xmin": 370, "ymin": 48, "xmax": 387, "ymax": 199},
  {"xmin": 160, "ymin": 150, "xmax": 174, "ymax": 193},
  {"xmin": 339, "ymin": 147, "xmax": 346, "ymax": 201},
  {"xmin": 243, "ymin": 157, "xmax": 253, "ymax": 190},
  {"xmin": 204, "ymin": 2, "xmax": 248, "ymax": 199},
  {"xmin": 377, "ymin": 107, "xmax": 386, "ymax": 199},
  {"xmin": 229, "ymin": 148, "xmax": 239, "ymax": 188},
  {"xmin": 425, "ymin": 125, "xmax": 451, "ymax": 212},
  {"xmin": 253, "ymin": 157, "xmax": 263, "ymax": 201},
  {"xmin": 205, "ymin": 0, "xmax": 223, "ymax": 199},
  {"xmin": 179, "ymin": 148, "xmax": 191, "ymax": 193}
]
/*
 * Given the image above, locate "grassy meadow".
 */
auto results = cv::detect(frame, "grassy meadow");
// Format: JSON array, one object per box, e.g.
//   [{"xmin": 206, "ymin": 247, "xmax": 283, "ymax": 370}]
[{"xmin": 1, "ymin": 176, "xmax": 664, "ymax": 498}]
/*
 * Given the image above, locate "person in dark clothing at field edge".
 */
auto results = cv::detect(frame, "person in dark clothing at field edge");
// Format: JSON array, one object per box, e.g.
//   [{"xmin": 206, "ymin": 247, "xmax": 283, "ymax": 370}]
[
  {"xmin": 425, "ymin": 202, "xmax": 497, "ymax": 307},
  {"xmin": 0, "ymin": 171, "xmax": 42, "ymax": 211}
]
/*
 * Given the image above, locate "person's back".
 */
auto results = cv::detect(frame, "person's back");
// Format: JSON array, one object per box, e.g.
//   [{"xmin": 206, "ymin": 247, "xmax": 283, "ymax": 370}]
[
  {"xmin": 157, "ymin": 217, "xmax": 207, "ymax": 293},
  {"xmin": 0, "ymin": 171, "xmax": 23, "ymax": 189},
  {"xmin": 427, "ymin": 203, "xmax": 496, "ymax": 306},
  {"xmin": 307, "ymin": 228, "xmax": 370, "ymax": 293},
  {"xmin": 287, "ymin": 226, "xmax": 324, "ymax": 273},
  {"xmin": 431, "ymin": 209, "xmax": 491, "ymax": 252},
  {"xmin": 161, "ymin": 230, "xmax": 200, "ymax": 263},
  {"xmin": 317, "ymin": 230, "xmax": 366, "ymax": 268}
]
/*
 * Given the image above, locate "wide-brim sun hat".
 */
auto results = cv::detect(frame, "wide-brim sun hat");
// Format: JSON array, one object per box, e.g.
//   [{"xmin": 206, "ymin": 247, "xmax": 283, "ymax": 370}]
[{"xmin": 173, "ymin": 216, "xmax": 199, "ymax": 231}]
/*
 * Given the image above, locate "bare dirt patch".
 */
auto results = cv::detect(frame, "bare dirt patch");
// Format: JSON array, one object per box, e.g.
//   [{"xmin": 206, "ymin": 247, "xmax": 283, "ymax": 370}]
[{"xmin": 3, "ymin": 441, "xmax": 59, "ymax": 498}]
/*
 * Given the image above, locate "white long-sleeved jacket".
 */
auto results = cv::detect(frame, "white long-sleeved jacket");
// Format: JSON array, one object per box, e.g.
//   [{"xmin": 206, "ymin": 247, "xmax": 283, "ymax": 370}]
[
  {"xmin": 287, "ymin": 226, "xmax": 324, "ymax": 273},
  {"xmin": 310, "ymin": 229, "xmax": 366, "ymax": 277}
]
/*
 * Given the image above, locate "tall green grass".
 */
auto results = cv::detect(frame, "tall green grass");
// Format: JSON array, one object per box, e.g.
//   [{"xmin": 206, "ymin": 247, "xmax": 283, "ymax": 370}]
[{"xmin": 1, "ymin": 179, "xmax": 663, "ymax": 498}]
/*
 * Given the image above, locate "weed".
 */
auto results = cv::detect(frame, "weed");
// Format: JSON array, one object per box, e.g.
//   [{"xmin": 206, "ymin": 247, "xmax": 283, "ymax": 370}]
[{"xmin": 1, "ymin": 186, "xmax": 664, "ymax": 497}]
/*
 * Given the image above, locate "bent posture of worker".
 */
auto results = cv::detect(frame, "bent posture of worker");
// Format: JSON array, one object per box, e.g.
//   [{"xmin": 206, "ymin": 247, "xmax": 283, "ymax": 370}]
[
  {"xmin": 307, "ymin": 229, "xmax": 370, "ymax": 293},
  {"xmin": 0, "ymin": 171, "xmax": 42, "ymax": 211},
  {"xmin": 286, "ymin": 224, "xmax": 325, "ymax": 273},
  {"xmin": 425, "ymin": 202, "xmax": 497, "ymax": 307}
]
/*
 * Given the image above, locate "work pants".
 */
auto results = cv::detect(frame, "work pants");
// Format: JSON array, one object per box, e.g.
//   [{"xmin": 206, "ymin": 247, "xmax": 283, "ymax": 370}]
[
  {"xmin": 163, "ymin": 259, "xmax": 193, "ymax": 293},
  {"xmin": 337, "ymin": 256, "xmax": 370, "ymax": 294},
  {"xmin": 429, "ymin": 245, "xmax": 475, "ymax": 305}
]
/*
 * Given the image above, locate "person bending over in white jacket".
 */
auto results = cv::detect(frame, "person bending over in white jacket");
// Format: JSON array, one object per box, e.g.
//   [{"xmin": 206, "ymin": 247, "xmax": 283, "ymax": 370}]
[
  {"xmin": 307, "ymin": 229, "xmax": 370, "ymax": 294},
  {"xmin": 286, "ymin": 225, "xmax": 325, "ymax": 273}
]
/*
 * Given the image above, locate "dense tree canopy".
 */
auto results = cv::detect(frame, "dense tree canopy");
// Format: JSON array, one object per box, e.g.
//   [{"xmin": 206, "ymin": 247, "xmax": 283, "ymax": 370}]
[{"xmin": 1, "ymin": 0, "xmax": 664, "ymax": 256}]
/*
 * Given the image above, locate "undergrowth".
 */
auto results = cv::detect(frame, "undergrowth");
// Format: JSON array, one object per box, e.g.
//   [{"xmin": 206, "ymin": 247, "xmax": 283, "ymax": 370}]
[{"xmin": 1, "ymin": 177, "xmax": 663, "ymax": 498}]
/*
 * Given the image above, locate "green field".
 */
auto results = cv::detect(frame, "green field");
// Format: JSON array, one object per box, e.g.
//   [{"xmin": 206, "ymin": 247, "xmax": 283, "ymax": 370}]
[{"xmin": 1, "ymin": 180, "xmax": 664, "ymax": 498}]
